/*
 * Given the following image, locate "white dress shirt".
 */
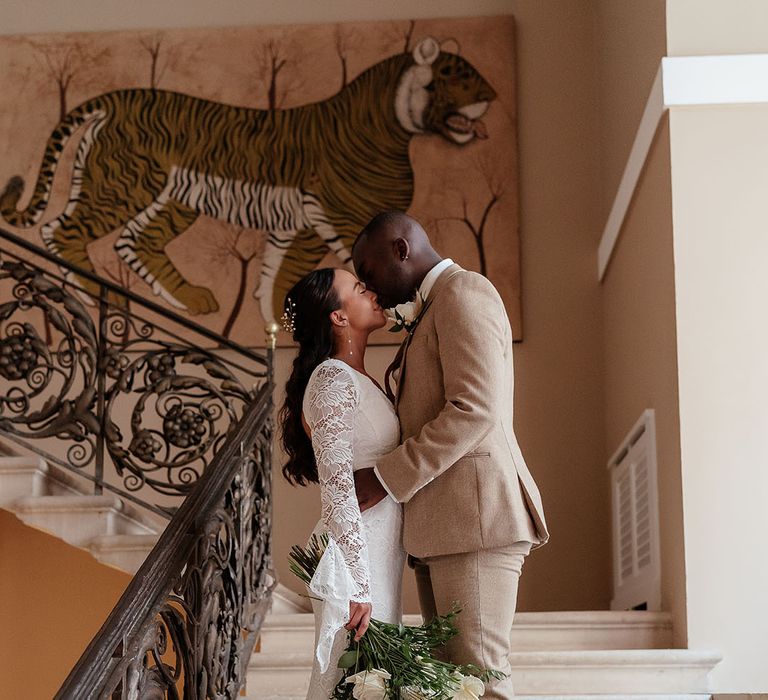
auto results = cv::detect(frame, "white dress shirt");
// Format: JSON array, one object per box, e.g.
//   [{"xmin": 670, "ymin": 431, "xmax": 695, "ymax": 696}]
[
  {"xmin": 418, "ymin": 257, "xmax": 454, "ymax": 301},
  {"xmin": 374, "ymin": 258, "xmax": 454, "ymax": 502}
]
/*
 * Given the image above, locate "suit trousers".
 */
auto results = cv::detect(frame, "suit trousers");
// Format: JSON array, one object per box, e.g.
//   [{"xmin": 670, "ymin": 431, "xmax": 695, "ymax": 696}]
[{"xmin": 412, "ymin": 541, "xmax": 533, "ymax": 699}]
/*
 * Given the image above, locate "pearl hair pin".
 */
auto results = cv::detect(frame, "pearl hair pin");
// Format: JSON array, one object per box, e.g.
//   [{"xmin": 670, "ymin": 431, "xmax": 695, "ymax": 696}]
[{"xmin": 281, "ymin": 297, "xmax": 297, "ymax": 333}]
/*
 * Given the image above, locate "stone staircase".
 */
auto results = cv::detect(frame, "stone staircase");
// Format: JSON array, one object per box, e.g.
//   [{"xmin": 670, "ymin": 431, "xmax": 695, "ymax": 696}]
[
  {"xmin": 0, "ymin": 451, "xmax": 163, "ymax": 573},
  {"xmin": 0, "ymin": 447, "xmax": 721, "ymax": 698},
  {"xmin": 245, "ymin": 610, "xmax": 721, "ymax": 698},
  {"xmin": 0, "ymin": 443, "xmax": 311, "ymax": 597}
]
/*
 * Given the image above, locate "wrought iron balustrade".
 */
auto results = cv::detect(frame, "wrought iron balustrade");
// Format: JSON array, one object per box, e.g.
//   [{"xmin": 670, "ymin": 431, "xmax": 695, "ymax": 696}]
[
  {"xmin": 0, "ymin": 226, "xmax": 274, "ymax": 516},
  {"xmin": 1, "ymin": 227, "xmax": 280, "ymax": 698},
  {"xmin": 56, "ymin": 381, "xmax": 275, "ymax": 699}
]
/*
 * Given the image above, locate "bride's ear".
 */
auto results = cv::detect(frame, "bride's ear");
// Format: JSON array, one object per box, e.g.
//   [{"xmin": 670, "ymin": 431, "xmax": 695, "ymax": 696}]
[{"xmin": 329, "ymin": 309, "xmax": 347, "ymax": 329}]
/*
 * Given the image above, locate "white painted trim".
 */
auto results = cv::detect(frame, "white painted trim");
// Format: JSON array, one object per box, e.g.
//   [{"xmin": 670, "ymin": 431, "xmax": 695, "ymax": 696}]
[
  {"xmin": 598, "ymin": 53, "xmax": 768, "ymax": 280},
  {"xmin": 662, "ymin": 52, "xmax": 768, "ymax": 107},
  {"xmin": 597, "ymin": 66, "xmax": 665, "ymax": 280}
]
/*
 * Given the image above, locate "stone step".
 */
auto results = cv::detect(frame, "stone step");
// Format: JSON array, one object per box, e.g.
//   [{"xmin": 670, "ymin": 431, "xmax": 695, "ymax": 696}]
[
  {"xmin": 12, "ymin": 494, "xmax": 127, "ymax": 546},
  {"xmin": 88, "ymin": 533, "xmax": 160, "ymax": 574},
  {"xmin": 0, "ymin": 449, "xmax": 166, "ymax": 530},
  {"xmin": 246, "ymin": 649, "xmax": 721, "ymax": 696},
  {"xmin": 245, "ymin": 696, "xmax": 712, "ymax": 700},
  {"xmin": 259, "ymin": 610, "xmax": 674, "ymax": 654},
  {"xmin": 0, "ymin": 455, "xmax": 62, "ymax": 504},
  {"xmin": 512, "ymin": 697, "xmax": 711, "ymax": 700},
  {"xmin": 0, "ymin": 450, "xmax": 163, "ymax": 574}
]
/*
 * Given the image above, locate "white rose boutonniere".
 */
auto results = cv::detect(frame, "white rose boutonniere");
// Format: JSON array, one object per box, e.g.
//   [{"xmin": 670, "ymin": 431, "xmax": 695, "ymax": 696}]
[
  {"xmin": 345, "ymin": 668, "xmax": 391, "ymax": 700},
  {"xmin": 385, "ymin": 292, "xmax": 427, "ymax": 334}
]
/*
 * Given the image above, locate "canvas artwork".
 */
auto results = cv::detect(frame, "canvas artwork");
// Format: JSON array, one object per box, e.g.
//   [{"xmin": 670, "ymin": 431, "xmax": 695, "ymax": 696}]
[{"xmin": 0, "ymin": 15, "xmax": 521, "ymax": 346}]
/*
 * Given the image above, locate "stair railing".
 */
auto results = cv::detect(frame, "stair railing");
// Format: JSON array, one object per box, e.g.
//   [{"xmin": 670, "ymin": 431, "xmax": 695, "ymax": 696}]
[
  {"xmin": 55, "ymin": 379, "xmax": 275, "ymax": 699},
  {"xmin": 0, "ymin": 226, "xmax": 273, "ymax": 518},
  {"xmin": 0, "ymin": 227, "xmax": 281, "ymax": 698}
]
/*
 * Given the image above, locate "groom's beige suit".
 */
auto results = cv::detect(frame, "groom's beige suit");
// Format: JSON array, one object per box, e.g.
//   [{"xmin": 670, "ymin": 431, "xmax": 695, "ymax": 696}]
[{"xmin": 375, "ymin": 261, "xmax": 548, "ymax": 698}]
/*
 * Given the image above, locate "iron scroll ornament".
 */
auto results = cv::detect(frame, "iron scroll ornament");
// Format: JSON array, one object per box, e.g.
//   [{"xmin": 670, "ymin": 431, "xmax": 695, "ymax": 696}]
[
  {"xmin": 0, "ymin": 249, "xmax": 266, "ymax": 510},
  {"xmin": 55, "ymin": 385, "xmax": 275, "ymax": 699}
]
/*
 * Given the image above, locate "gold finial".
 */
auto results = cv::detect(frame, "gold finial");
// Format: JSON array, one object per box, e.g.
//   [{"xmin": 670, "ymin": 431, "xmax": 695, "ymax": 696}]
[{"xmin": 265, "ymin": 321, "xmax": 281, "ymax": 351}]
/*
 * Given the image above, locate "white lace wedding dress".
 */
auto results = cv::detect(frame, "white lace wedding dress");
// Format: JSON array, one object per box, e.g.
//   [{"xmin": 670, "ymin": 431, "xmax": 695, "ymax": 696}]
[{"xmin": 302, "ymin": 358, "xmax": 406, "ymax": 699}]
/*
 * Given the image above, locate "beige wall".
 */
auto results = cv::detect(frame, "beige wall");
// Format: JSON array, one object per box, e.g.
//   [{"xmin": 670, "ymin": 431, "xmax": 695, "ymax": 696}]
[
  {"xmin": 1, "ymin": 0, "xmax": 615, "ymax": 614},
  {"xmin": 599, "ymin": 120, "xmax": 686, "ymax": 646},
  {"xmin": 667, "ymin": 0, "xmax": 768, "ymax": 56},
  {"xmin": 592, "ymin": 0, "xmax": 686, "ymax": 646},
  {"xmin": 0, "ymin": 509, "xmax": 130, "ymax": 698},
  {"xmin": 668, "ymin": 104, "xmax": 768, "ymax": 691},
  {"xmin": 594, "ymin": 0, "xmax": 667, "ymax": 222},
  {"xmin": 505, "ymin": 0, "xmax": 607, "ymax": 612},
  {"xmin": 665, "ymin": 1, "xmax": 768, "ymax": 689}
]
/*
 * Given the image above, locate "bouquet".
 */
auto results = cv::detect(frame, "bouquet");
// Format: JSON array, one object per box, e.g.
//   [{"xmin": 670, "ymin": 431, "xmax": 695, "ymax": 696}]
[{"xmin": 289, "ymin": 534, "xmax": 505, "ymax": 699}]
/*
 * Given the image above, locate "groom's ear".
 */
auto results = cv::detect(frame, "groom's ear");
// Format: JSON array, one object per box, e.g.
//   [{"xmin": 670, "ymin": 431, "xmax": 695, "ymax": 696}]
[{"xmin": 393, "ymin": 237, "xmax": 410, "ymax": 262}]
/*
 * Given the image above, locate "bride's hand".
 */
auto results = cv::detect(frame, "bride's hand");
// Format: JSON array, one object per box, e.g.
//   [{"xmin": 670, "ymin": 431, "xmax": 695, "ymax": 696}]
[{"xmin": 345, "ymin": 601, "xmax": 372, "ymax": 641}]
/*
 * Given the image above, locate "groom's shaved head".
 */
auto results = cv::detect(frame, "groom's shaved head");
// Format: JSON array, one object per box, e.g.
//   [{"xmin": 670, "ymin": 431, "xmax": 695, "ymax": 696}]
[
  {"xmin": 355, "ymin": 210, "xmax": 408, "ymax": 242},
  {"xmin": 355, "ymin": 211, "xmax": 429, "ymax": 251},
  {"xmin": 352, "ymin": 211, "xmax": 442, "ymax": 309}
]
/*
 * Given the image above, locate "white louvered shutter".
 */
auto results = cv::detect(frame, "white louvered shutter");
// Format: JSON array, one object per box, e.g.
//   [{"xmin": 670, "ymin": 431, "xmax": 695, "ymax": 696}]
[{"xmin": 609, "ymin": 410, "xmax": 661, "ymax": 611}]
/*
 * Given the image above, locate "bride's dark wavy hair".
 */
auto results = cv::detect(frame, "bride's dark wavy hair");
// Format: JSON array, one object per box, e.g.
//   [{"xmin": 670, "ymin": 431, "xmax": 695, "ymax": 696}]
[{"xmin": 279, "ymin": 268, "xmax": 341, "ymax": 486}]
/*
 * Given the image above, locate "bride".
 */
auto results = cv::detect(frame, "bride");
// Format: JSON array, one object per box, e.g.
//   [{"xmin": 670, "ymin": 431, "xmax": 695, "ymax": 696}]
[{"xmin": 278, "ymin": 267, "xmax": 406, "ymax": 698}]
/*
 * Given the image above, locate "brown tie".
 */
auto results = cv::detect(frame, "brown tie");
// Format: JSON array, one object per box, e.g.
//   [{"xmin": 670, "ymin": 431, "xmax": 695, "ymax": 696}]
[{"xmin": 384, "ymin": 339, "xmax": 408, "ymax": 403}]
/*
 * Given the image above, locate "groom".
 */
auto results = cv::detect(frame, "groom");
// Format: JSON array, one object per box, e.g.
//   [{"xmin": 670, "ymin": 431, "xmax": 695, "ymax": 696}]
[{"xmin": 352, "ymin": 211, "xmax": 549, "ymax": 698}]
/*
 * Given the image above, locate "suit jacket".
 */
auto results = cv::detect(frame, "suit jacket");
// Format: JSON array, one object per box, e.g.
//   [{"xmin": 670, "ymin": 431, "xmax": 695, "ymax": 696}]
[{"xmin": 377, "ymin": 264, "xmax": 549, "ymax": 559}]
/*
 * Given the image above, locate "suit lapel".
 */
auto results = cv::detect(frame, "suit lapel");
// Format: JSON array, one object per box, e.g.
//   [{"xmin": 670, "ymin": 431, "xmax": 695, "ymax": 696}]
[{"xmin": 394, "ymin": 263, "xmax": 463, "ymax": 409}]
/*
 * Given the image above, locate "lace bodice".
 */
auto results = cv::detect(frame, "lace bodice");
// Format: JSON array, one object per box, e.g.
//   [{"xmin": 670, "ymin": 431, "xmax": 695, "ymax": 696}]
[{"xmin": 303, "ymin": 358, "xmax": 399, "ymax": 603}]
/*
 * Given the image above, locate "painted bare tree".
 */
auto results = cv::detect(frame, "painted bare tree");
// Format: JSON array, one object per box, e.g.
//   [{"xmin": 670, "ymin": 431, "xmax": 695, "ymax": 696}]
[
  {"xmin": 383, "ymin": 19, "xmax": 416, "ymax": 54},
  {"xmin": 253, "ymin": 40, "xmax": 284, "ymax": 111},
  {"xmin": 192, "ymin": 227, "xmax": 261, "ymax": 339},
  {"xmin": 28, "ymin": 40, "xmax": 82, "ymax": 121},
  {"xmin": 333, "ymin": 25, "xmax": 364, "ymax": 90},
  {"xmin": 221, "ymin": 228, "xmax": 261, "ymax": 339},
  {"xmin": 254, "ymin": 38, "xmax": 305, "ymax": 111},
  {"xmin": 435, "ymin": 157, "xmax": 509, "ymax": 277},
  {"xmin": 402, "ymin": 20, "xmax": 416, "ymax": 52},
  {"xmin": 334, "ymin": 26, "xmax": 350, "ymax": 90},
  {"xmin": 27, "ymin": 40, "xmax": 110, "ymax": 121},
  {"xmin": 139, "ymin": 33, "xmax": 171, "ymax": 88}
]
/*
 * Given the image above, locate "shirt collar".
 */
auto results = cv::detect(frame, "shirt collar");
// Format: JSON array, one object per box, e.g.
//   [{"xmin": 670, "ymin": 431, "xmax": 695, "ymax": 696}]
[{"xmin": 418, "ymin": 258, "xmax": 454, "ymax": 301}]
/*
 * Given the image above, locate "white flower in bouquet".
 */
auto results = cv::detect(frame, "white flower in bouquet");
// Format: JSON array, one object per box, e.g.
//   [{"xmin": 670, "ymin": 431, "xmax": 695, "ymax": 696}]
[
  {"xmin": 449, "ymin": 673, "xmax": 485, "ymax": 700},
  {"xmin": 346, "ymin": 668, "xmax": 391, "ymax": 700},
  {"xmin": 289, "ymin": 538, "xmax": 505, "ymax": 698}
]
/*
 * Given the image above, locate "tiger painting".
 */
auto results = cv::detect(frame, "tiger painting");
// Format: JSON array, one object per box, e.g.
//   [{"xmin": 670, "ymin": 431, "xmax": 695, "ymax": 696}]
[{"xmin": 0, "ymin": 36, "xmax": 496, "ymax": 324}]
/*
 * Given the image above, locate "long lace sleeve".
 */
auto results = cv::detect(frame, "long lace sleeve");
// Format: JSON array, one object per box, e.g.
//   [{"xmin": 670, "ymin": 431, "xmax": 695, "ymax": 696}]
[{"xmin": 305, "ymin": 362, "xmax": 371, "ymax": 603}]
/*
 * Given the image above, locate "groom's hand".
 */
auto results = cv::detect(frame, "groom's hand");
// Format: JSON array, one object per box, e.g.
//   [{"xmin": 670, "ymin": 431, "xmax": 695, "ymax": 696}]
[{"xmin": 354, "ymin": 467, "xmax": 387, "ymax": 512}]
